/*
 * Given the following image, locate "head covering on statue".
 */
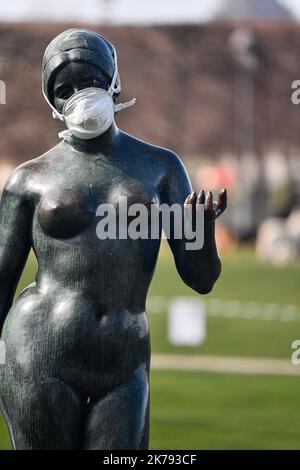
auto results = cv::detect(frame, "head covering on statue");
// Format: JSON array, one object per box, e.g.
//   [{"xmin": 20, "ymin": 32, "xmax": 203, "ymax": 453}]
[{"xmin": 42, "ymin": 28, "xmax": 135, "ymax": 140}]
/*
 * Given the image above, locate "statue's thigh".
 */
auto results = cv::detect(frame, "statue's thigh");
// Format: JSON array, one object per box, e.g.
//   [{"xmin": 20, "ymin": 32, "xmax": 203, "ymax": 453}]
[
  {"xmin": 1, "ymin": 377, "xmax": 82, "ymax": 450},
  {"xmin": 84, "ymin": 364, "xmax": 150, "ymax": 450}
]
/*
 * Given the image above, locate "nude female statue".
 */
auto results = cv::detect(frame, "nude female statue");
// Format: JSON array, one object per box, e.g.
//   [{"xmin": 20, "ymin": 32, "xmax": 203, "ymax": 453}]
[{"xmin": 0, "ymin": 29, "xmax": 227, "ymax": 450}]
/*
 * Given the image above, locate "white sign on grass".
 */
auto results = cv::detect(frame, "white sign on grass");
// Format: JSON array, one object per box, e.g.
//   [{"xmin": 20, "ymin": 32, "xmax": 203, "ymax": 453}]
[
  {"xmin": 0, "ymin": 340, "xmax": 6, "ymax": 365},
  {"xmin": 168, "ymin": 297, "xmax": 206, "ymax": 346}
]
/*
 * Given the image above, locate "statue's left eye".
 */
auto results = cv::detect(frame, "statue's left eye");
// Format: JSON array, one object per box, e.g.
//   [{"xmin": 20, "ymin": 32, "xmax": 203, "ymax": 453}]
[
  {"xmin": 57, "ymin": 86, "xmax": 73, "ymax": 100},
  {"xmin": 93, "ymin": 78, "xmax": 103, "ymax": 87}
]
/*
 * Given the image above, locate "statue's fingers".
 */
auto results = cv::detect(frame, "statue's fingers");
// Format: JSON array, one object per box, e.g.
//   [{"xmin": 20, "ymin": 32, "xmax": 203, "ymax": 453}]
[
  {"xmin": 215, "ymin": 189, "xmax": 227, "ymax": 218},
  {"xmin": 184, "ymin": 194, "xmax": 191, "ymax": 205},
  {"xmin": 219, "ymin": 188, "xmax": 227, "ymax": 211},
  {"xmin": 216, "ymin": 188, "xmax": 227, "ymax": 211},
  {"xmin": 205, "ymin": 191, "xmax": 213, "ymax": 211},
  {"xmin": 190, "ymin": 191, "xmax": 197, "ymax": 206},
  {"xmin": 197, "ymin": 189, "xmax": 205, "ymax": 205},
  {"xmin": 185, "ymin": 191, "xmax": 197, "ymax": 205}
]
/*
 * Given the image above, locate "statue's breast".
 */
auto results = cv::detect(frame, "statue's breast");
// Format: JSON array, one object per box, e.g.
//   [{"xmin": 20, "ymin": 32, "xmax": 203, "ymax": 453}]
[
  {"xmin": 37, "ymin": 189, "xmax": 95, "ymax": 239},
  {"xmin": 108, "ymin": 181, "xmax": 160, "ymax": 212},
  {"xmin": 37, "ymin": 178, "xmax": 160, "ymax": 240}
]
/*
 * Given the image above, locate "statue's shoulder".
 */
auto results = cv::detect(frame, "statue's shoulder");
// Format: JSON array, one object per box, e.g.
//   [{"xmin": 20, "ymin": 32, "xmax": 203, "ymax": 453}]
[
  {"xmin": 120, "ymin": 130, "xmax": 183, "ymax": 170},
  {"xmin": 3, "ymin": 143, "xmax": 62, "ymax": 198}
]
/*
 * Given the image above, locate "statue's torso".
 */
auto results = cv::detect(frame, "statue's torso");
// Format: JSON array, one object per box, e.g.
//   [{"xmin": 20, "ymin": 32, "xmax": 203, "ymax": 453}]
[{"xmin": 2, "ymin": 134, "xmax": 167, "ymax": 393}]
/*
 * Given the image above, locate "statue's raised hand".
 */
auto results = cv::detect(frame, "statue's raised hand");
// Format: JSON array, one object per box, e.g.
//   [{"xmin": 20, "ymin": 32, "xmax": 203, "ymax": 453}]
[{"xmin": 184, "ymin": 189, "xmax": 227, "ymax": 222}]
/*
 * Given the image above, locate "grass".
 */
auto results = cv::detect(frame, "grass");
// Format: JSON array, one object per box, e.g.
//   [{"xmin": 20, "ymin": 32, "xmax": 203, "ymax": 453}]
[
  {"xmin": 0, "ymin": 417, "xmax": 10, "ymax": 450},
  {"xmin": 149, "ymin": 314, "xmax": 299, "ymax": 358},
  {"xmin": 149, "ymin": 370, "xmax": 300, "ymax": 450},
  {"xmin": 1, "ymin": 370, "xmax": 300, "ymax": 450},
  {"xmin": 1, "ymin": 245, "xmax": 300, "ymax": 449},
  {"xmin": 150, "ymin": 245, "xmax": 300, "ymax": 305},
  {"xmin": 147, "ymin": 244, "xmax": 300, "ymax": 358}
]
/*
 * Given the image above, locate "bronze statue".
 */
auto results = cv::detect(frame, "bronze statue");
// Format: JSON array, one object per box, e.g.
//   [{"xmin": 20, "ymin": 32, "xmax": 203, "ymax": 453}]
[{"xmin": 0, "ymin": 29, "xmax": 227, "ymax": 450}]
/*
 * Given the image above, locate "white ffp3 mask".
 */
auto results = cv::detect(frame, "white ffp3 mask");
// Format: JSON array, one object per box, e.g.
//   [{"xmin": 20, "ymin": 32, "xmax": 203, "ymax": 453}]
[
  {"xmin": 43, "ymin": 45, "xmax": 136, "ymax": 140},
  {"xmin": 58, "ymin": 87, "xmax": 135, "ymax": 140}
]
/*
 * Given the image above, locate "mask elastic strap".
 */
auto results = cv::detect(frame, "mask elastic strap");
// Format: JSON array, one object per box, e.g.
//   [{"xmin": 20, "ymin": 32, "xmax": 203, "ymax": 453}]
[
  {"xmin": 109, "ymin": 46, "xmax": 136, "ymax": 112},
  {"xmin": 42, "ymin": 77, "xmax": 65, "ymax": 120},
  {"xmin": 115, "ymin": 98, "xmax": 136, "ymax": 112},
  {"xmin": 108, "ymin": 45, "xmax": 121, "ymax": 96},
  {"xmin": 58, "ymin": 129, "xmax": 72, "ymax": 140}
]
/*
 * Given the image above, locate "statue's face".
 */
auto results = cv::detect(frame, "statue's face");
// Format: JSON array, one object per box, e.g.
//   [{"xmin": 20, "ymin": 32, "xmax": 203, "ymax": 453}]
[{"xmin": 52, "ymin": 62, "xmax": 110, "ymax": 113}]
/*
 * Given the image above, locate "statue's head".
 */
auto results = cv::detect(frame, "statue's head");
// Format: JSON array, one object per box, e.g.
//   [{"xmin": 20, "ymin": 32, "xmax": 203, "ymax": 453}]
[{"xmin": 42, "ymin": 28, "xmax": 120, "ymax": 114}]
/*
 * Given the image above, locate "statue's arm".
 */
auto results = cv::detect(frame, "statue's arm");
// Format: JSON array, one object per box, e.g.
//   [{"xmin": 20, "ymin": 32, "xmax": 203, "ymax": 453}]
[
  {"xmin": 0, "ymin": 169, "xmax": 32, "ymax": 335},
  {"xmin": 160, "ymin": 150, "xmax": 227, "ymax": 295}
]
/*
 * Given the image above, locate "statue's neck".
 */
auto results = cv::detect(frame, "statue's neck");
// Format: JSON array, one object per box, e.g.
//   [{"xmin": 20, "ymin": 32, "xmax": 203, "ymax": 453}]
[{"xmin": 65, "ymin": 121, "xmax": 120, "ymax": 154}]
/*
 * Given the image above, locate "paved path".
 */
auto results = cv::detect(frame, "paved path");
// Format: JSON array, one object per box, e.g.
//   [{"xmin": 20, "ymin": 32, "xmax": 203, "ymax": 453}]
[{"xmin": 151, "ymin": 354, "xmax": 300, "ymax": 376}]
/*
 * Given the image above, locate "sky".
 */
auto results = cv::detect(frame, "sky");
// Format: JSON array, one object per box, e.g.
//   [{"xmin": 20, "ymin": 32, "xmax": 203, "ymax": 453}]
[
  {"xmin": 0, "ymin": 0, "xmax": 298, "ymax": 24},
  {"xmin": 282, "ymin": 0, "xmax": 300, "ymax": 18}
]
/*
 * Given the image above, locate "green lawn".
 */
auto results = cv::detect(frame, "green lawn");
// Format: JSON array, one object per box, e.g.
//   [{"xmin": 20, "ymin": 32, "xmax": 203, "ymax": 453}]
[
  {"xmin": 151, "ymin": 246, "xmax": 300, "ymax": 305},
  {"xmin": 0, "ymin": 417, "xmax": 10, "ymax": 450},
  {"xmin": 1, "ymin": 371, "xmax": 300, "ymax": 450},
  {"xmin": 1, "ymin": 246, "xmax": 300, "ymax": 449},
  {"xmin": 150, "ymin": 371, "xmax": 300, "ymax": 450},
  {"xmin": 147, "ymin": 244, "xmax": 300, "ymax": 358}
]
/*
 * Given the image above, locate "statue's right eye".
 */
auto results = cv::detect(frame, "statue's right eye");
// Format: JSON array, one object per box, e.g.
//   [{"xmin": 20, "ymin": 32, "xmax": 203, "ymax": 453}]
[{"xmin": 56, "ymin": 85, "xmax": 73, "ymax": 100}]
